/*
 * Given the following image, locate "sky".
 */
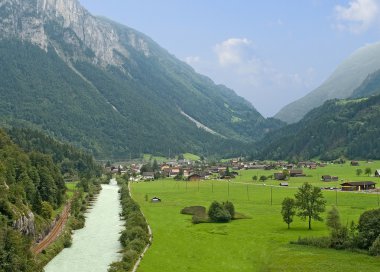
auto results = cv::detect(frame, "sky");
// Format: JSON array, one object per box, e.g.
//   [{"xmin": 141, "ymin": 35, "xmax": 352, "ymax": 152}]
[{"xmin": 79, "ymin": 0, "xmax": 380, "ymax": 117}]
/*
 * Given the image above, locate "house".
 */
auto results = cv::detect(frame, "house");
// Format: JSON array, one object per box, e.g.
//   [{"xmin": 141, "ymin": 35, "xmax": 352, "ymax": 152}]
[
  {"xmin": 188, "ymin": 174, "xmax": 202, "ymax": 181},
  {"xmin": 322, "ymin": 175, "xmax": 339, "ymax": 182},
  {"xmin": 169, "ymin": 167, "xmax": 180, "ymax": 177},
  {"xmin": 289, "ymin": 169, "xmax": 305, "ymax": 177},
  {"xmin": 340, "ymin": 181, "xmax": 376, "ymax": 191},
  {"xmin": 375, "ymin": 170, "xmax": 380, "ymax": 177},
  {"xmin": 142, "ymin": 172, "xmax": 155, "ymax": 180}
]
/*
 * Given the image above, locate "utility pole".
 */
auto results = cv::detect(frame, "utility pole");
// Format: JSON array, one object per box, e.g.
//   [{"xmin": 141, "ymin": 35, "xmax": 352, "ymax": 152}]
[{"xmin": 270, "ymin": 186, "xmax": 273, "ymax": 206}]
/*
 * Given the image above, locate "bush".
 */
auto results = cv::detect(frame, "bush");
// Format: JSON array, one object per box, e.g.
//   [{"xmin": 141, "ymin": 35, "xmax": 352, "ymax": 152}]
[
  {"xmin": 357, "ymin": 208, "xmax": 380, "ymax": 249},
  {"xmin": 223, "ymin": 201, "xmax": 235, "ymax": 219},
  {"xmin": 292, "ymin": 236, "xmax": 331, "ymax": 248},
  {"xmin": 369, "ymin": 235, "xmax": 380, "ymax": 256},
  {"xmin": 208, "ymin": 201, "xmax": 231, "ymax": 223}
]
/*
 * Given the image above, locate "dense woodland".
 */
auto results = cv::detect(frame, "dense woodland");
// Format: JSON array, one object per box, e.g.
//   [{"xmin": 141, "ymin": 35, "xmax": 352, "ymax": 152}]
[
  {"xmin": 0, "ymin": 128, "xmax": 101, "ymax": 271},
  {"xmin": 257, "ymin": 94, "xmax": 380, "ymax": 161}
]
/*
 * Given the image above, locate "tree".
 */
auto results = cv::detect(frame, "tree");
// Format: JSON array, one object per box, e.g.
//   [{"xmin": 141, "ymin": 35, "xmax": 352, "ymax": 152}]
[
  {"xmin": 252, "ymin": 175, "xmax": 257, "ymax": 181},
  {"xmin": 152, "ymin": 159, "xmax": 159, "ymax": 172},
  {"xmin": 326, "ymin": 206, "xmax": 341, "ymax": 231},
  {"xmin": 41, "ymin": 201, "xmax": 53, "ymax": 219},
  {"xmin": 282, "ymin": 169, "xmax": 290, "ymax": 180},
  {"xmin": 357, "ymin": 208, "xmax": 380, "ymax": 249},
  {"xmin": 259, "ymin": 175, "xmax": 267, "ymax": 182},
  {"xmin": 281, "ymin": 197, "xmax": 296, "ymax": 229},
  {"xmin": 208, "ymin": 201, "xmax": 231, "ymax": 223},
  {"xmin": 356, "ymin": 168, "xmax": 363, "ymax": 176},
  {"xmin": 364, "ymin": 167, "xmax": 372, "ymax": 177},
  {"xmin": 295, "ymin": 182, "xmax": 326, "ymax": 230}
]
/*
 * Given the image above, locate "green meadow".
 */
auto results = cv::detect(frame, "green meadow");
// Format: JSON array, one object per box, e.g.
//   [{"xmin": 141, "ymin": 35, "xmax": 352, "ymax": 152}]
[{"xmin": 130, "ymin": 162, "xmax": 380, "ymax": 272}]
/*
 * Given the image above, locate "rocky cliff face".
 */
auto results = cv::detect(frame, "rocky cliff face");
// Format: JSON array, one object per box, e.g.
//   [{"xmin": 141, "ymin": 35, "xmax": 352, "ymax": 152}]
[
  {"xmin": 12, "ymin": 211, "xmax": 36, "ymax": 236},
  {"xmin": 0, "ymin": 0, "xmax": 150, "ymax": 66}
]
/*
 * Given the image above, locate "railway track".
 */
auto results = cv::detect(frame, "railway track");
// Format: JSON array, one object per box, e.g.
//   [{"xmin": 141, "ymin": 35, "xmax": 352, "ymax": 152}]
[{"xmin": 32, "ymin": 202, "xmax": 71, "ymax": 255}]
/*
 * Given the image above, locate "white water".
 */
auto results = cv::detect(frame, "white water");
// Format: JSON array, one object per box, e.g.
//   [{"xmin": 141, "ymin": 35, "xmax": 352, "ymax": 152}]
[{"xmin": 45, "ymin": 179, "xmax": 123, "ymax": 272}]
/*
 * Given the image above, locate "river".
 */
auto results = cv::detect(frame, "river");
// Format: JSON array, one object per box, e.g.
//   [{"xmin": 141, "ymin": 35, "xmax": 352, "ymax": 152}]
[{"xmin": 44, "ymin": 179, "xmax": 123, "ymax": 272}]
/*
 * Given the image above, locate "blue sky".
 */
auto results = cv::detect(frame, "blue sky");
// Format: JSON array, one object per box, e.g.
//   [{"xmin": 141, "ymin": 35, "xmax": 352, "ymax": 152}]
[{"xmin": 79, "ymin": 0, "xmax": 380, "ymax": 117}]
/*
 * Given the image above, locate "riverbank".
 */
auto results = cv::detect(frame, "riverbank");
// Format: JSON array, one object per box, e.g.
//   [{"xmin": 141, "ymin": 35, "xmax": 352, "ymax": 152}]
[
  {"xmin": 44, "ymin": 180, "xmax": 122, "ymax": 272},
  {"xmin": 36, "ymin": 179, "xmax": 102, "ymax": 269},
  {"xmin": 108, "ymin": 176, "xmax": 151, "ymax": 272}
]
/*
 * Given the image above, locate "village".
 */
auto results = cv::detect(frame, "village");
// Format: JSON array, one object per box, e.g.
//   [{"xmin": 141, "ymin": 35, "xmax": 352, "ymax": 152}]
[{"xmin": 105, "ymin": 158, "xmax": 378, "ymax": 192}]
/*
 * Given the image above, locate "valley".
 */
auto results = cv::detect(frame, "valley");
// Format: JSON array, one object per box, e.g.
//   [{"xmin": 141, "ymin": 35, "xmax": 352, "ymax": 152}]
[{"xmin": 1, "ymin": 0, "xmax": 380, "ymax": 271}]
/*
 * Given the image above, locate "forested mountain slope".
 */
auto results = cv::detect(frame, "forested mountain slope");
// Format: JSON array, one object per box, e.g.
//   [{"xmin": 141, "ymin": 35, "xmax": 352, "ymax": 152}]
[
  {"xmin": 0, "ymin": 127, "xmax": 100, "ymax": 271},
  {"xmin": 258, "ymin": 95, "xmax": 380, "ymax": 161},
  {"xmin": 0, "ymin": 0, "xmax": 283, "ymax": 159}
]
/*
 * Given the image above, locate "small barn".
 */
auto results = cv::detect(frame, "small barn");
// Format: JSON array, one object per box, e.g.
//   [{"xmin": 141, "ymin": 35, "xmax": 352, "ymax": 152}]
[
  {"xmin": 340, "ymin": 181, "xmax": 376, "ymax": 191},
  {"xmin": 142, "ymin": 172, "xmax": 155, "ymax": 180},
  {"xmin": 274, "ymin": 172, "xmax": 286, "ymax": 180},
  {"xmin": 322, "ymin": 175, "xmax": 339, "ymax": 182},
  {"xmin": 289, "ymin": 169, "xmax": 305, "ymax": 177},
  {"xmin": 188, "ymin": 174, "xmax": 202, "ymax": 181},
  {"xmin": 350, "ymin": 161, "xmax": 359, "ymax": 166}
]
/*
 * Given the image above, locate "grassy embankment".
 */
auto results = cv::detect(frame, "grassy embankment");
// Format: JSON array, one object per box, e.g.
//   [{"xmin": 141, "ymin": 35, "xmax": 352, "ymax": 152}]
[{"xmin": 130, "ymin": 161, "xmax": 380, "ymax": 272}]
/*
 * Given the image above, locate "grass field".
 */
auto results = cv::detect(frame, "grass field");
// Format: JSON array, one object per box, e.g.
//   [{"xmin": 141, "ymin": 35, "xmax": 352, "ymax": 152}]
[{"xmin": 130, "ymin": 162, "xmax": 380, "ymax": 272}]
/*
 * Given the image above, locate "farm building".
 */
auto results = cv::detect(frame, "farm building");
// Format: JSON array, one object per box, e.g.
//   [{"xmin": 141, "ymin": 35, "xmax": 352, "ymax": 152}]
[
  {"xmin": 350, "ymin": 161, "xmax": 359, "ymax": 166},
  {"xmin": 274, "ymin": 172, "xmax": 286, "ymax": 180},
  {"xmin": 322, "ymin": 175, "xmax": 339, "ymax": 182},
  {"xmin": 188, "ymin": 174, "xmax": 202, "ymax": 181},
  {"xmin": 142, "ymin": 172, "xmax": 155, "ymax": 180},
  {"xmin": 289, "ymin": 169, "xmax": 305, "ymax": 177},
  {"xmin": 340, "ymin": 181, "xmax": 376, "ymax": 191}
]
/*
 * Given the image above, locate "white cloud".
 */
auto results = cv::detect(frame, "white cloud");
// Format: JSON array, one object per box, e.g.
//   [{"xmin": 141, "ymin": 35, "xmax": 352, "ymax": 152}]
[
  {"xmin": 334, "ymin": 0, "xmax": 379, "ymax": 33},
  {"xmin": 214, "ymin": 38, "xmax": 253, "ymax": 66}
]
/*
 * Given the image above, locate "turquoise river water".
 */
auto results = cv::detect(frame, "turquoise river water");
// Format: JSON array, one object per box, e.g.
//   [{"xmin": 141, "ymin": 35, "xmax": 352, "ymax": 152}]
[{"xmin": 44, "ymin": 179, "xmax": 123, "ymax": 272}]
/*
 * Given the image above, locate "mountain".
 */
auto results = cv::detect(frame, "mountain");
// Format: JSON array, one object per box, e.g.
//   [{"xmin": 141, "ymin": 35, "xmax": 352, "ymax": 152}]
[
  {"xmin": 275, "ymin": 42, "xmax": 380, "ymax": 124},
  {"xmin": 351, "ymin": 69, "xmax": 380, "ymax": 98},
  {"xmin": 0, "ymin": 0, "xmax": 283, "ymax": 159},
  {"xmin": 258, "ymin": 95, "xmax": 380, "ymax": 161}
]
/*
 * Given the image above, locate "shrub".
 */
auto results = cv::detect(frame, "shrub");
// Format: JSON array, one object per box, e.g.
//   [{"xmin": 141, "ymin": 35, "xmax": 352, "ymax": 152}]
[
  {"xmin": 208, "ymin": 201, "xmax": 231, "ymax": 223},
  {"xmin": 223, "ymin": 201, "xmax": 235, "ymax": 219},
  {"xmin": 369, "ymin": 235, "xmax": 380, "ymax": 256},
  {"xmin": 292, "ymin": 236, "xmax": 331, "ymax": 248}
]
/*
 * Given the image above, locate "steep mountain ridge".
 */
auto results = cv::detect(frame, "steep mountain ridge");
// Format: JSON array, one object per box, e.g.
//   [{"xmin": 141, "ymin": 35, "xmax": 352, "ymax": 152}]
[
  {"xmin": 275, "ymin": 42, "xmax": 380, "ymax": 123},
  {"xmin": 0, "ymin": 0, "xmax": 283, "ymax": 158}
]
